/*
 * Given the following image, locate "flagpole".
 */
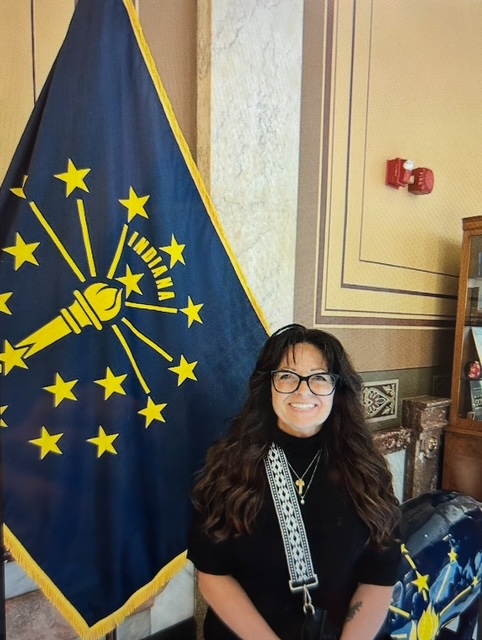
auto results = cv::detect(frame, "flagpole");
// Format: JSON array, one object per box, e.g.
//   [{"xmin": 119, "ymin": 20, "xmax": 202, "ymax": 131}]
[{"xmin": 105, "ymin": 630, "xmax": 116, "ymax": 640}]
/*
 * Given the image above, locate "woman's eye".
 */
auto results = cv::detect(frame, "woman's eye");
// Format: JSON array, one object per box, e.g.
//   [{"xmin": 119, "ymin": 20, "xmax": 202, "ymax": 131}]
[
  {"xmin": 312, "ymin": 374, "xmax": 328, "ymax": 382},
  {"xmin": 278, "ymin": 372, "xmax": 295, "ymax": 381}
]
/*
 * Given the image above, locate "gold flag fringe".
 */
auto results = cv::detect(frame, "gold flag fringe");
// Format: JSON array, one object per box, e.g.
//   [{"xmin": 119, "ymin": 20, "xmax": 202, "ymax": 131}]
[
  {"xmin": 4, "ymin": 525, "xmax": 187, "ymax": 640},
  {"xmin": 123, "ymin": 0, "xmax": 271, "ymax": 336}
]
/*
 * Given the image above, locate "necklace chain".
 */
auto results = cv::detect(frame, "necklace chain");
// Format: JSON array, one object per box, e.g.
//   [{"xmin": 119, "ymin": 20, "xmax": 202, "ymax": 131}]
[{"xmin": 286, "ymin": 449, "xmax": 322, "ymax": 505}]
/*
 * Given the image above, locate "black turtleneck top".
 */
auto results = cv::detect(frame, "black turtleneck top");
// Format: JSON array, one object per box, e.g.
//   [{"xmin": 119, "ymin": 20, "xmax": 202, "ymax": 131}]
[{"xmin": 188, "ymin": 428, "xmax": 401, "ymax": 640}]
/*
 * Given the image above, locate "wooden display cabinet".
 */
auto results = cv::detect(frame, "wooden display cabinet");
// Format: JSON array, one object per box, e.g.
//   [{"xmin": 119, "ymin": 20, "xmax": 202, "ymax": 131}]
[{"xmin": 442, "ymin": 215, "xmax": 482, "ymax": 501}]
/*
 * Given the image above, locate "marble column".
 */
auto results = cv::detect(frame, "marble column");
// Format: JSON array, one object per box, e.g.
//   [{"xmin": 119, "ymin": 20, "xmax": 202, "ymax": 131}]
[{"xmin": 402, "ymin": 395, "xmax": 451, "ymax": 500}]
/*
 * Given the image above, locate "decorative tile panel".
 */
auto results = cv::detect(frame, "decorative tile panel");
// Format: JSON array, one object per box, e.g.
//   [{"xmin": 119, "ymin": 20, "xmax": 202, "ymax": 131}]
[{"xmin": 362, "ymin": 379, "xmax": 398, "ymax": 422}]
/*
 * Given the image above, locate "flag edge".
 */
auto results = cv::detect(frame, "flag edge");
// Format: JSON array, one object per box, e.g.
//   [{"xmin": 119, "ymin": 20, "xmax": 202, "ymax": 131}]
[{"xmin": 4, "ymin": 525, "xmax": 188, "ymax": 640}]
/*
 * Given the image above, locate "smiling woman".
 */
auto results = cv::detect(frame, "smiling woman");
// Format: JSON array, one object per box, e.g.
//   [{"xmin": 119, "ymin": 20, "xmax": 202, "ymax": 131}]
[{"xmin": 188, "ymin": 324, "xmax": 401, "ymax": 640}]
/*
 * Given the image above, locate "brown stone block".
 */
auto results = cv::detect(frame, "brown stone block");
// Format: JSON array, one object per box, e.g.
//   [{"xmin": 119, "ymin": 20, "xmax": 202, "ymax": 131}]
[{"xmin": 402, "ymin": 395, "xmax": 451, "ymax": 500}]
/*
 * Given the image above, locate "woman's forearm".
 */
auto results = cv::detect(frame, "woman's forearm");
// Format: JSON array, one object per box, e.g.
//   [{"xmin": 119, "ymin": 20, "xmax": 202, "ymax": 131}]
[
  {"xmin": 197, "ymin": 571, "xmax": 280, "ymax": 640},
  {"xmin": 339, "ymin": 583, "xmax": 394, "ymax": 640}
]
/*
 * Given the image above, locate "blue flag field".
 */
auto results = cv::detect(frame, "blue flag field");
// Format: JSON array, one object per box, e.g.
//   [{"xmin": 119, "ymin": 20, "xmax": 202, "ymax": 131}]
[{"xmin": 0, "ymin": 0, "xmax": 268, "ymax": 637}]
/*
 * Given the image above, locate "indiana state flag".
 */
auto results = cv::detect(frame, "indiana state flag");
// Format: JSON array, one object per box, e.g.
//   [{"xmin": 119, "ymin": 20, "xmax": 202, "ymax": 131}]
[{"xmin": 0, "ymin": 0, "xmax": 268, "ymax": 637}]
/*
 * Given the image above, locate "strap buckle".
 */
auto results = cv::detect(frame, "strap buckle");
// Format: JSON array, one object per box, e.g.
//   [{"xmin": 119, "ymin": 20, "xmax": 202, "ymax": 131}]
[{"xmin": 289, "ymin": 574, "xmax": 319, "ymax": 593}]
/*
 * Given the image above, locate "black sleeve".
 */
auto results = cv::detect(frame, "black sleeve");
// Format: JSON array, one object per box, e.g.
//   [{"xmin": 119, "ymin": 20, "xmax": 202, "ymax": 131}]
[
  {"xmin": 187, "ymin": 508, "xmax": 234, "ymax": 576},
  {"xmin": 355, "ymin": 536, "xmax": 402, "ymax": 586}
]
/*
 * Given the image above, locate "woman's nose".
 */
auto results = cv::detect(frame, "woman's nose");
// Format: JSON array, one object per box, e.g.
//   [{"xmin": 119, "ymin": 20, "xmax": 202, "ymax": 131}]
[{"xmin": 296, "ymin": 379, "xmax": 312, "ymax": 394}]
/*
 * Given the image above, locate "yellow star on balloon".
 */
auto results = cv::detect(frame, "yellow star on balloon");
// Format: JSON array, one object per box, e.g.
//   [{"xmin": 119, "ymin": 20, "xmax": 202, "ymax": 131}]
[
  {"xmin": 411, "ymin": 571, "xmax": 430, "ymax": 593},
  {"xmin": 0, "ymin": 292, "xmax": 13, "ymax": 315},
  {"xmin": 168, "ymin": 355, "xmax": 198, "ymax": 386},
  {"xmin": 54, "ymin": 158, "xmax": 90, "ymax": 196},
  {"xmin": 119, "ymin": 186, "xmax": 149, "ymax": 222},
  {"xmin": 43, "ymin": 373, "xmax": 78, "ymax": 407},
  {"xmin": 29, "ymin": 426, "xmax": 63, "ymax": 460},
  {"xmin": 87, "ymin": 426, "xmax": 119, "ymax": 457},
  {"xmin": 0, "ymin": 340, "xmax": 29, "ymax": 375},
  {"xmin": 10, "ymin": 175, "xmax": 28, "ymax": 199},
  {"xmin": 448, "ymin": 548, "xmax": 458, "ymax": 563},
  {"xmin": 161, "ymin": 234, "xmax": 186, "ymax": 268},
  {"xmin": 95, "ymin": 367, "xmax": 127, "ymax": 399},
  {"xmin": 116, "ymin": 265, "xmax": 144, "ymax": 298},
  {"xmin": 180, "ymin": 296, "xmax": 204, "ymax": 327},
  {"xmin": 138, "ymin": 397, "xmax": 167, "ymax": 428},
  {"xmin": 0, "ymin": 405, "xmax": 7, "ymax": 428},
  {"xmin": 3, "ymin": 232, "xmax": 40, "ymax": 271}
]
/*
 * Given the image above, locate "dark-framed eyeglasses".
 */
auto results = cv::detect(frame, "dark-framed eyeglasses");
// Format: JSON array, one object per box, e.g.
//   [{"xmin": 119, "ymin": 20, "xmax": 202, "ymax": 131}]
[{"xmin": 271, "ymin": 370, "xmax": 339, "ymax": 396}]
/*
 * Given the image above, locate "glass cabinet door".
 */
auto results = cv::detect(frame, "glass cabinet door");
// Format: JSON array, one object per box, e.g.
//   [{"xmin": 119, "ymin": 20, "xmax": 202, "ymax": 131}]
[{"xmin": 458, "ymin": 233, "xmax": 482, "ymax": 419}]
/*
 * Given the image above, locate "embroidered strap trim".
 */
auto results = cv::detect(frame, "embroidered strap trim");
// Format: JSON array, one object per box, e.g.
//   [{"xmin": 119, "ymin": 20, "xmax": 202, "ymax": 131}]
[{"xmin": 264, "ymin": 443, "xmax": 319, "ymax": 593}]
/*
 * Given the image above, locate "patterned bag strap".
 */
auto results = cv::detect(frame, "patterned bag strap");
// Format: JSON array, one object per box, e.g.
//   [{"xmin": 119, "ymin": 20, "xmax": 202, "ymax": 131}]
[{"xmin": 264, "ymin": 442, "xmax": 319, "ymax": 594}]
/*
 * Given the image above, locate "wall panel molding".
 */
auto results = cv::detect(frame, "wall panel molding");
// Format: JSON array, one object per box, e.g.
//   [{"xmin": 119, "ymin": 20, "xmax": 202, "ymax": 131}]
[{"xmin": 296, "ymin": 0, "xmax": 482, "ymax": 330}]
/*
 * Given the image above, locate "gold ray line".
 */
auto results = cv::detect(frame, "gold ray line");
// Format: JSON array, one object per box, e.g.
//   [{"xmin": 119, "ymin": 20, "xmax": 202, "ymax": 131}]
[
  {"xmin": 434, "ymin": 564, "xmax": 451, "ymax": 603},
  {"xmin": 439, "ymin": 584, "xmax": 473, "ymax": 618},
  {"xmin": 77, "ymin": 199, "xmax": 96, "ymax": 277},
  {"xmin": 107, "ymin": 224, "xmax": 129, "ymax": 279},
  {"xmin": 111, "ymin": 324, "xmax": 150, "ymax": 394},
  {"xmin": 402, "ymin": 551, "xmax": 417, "ymax": 571},
  {"xmin": 121, "ymin": 317, "xmax": 173, "ymax": 362},
  {"xmin": 125, "ymin": 302, "xmax": 178, "ymax": 314},
  {"xmin": 388, "ymin": 606, "xmax": 411, "ymax": 620},
  {"xmin": 29, "ymin": 202, "xmax": 86, "ymax": 282}
]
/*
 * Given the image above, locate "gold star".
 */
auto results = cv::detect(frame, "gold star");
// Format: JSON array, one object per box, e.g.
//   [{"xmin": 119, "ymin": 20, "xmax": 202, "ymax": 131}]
[
  {"xmin": 95, "ymin": 367, "xmax": 127, "ymax": 399},
  {"xmin": 168, "ymin": 355, "xmax": 198, "ymax": 386},
  {"xmin": 119, "ymin": 187, "xmax": 149, "ymax": 222},
  {"xmin": 54, "ymin": 159, "xmax": 90, "ymax": 196},
  {"xmin": 180, "ymin": 296, "xmax": 204, "ymax": 327},
  {"xmin": 10, "ymin": 175, "xmax": 28, "ymax": 199},
  {"xmin": 473, "ymin": 575, "xmax": 480, "ymax": 587},
  {"xmin": 3, "ymin": 232, "xmax": 40, "ymax": 270},
  {"xmin": 116, "ymin": 265, "xmax": 144, "ymax": 298},
  {"xmin": 0, "ymin": 292, "xmax": 13, "ymax": 315},
  {"xmin": 29, "ymin": 426, "xmax": 63, "ymax": 459},
  {"xmin": 87, "ymin": 426, "xmax": 119, "ymax": 457},
  {"xmin": 448, "ymin": 548, "xmax": 458, "ymax": 563},
  {"xmin": 0, "ymin": 340, "xmax": 29, "ymax": 375},
  {"xmin": 0, "ymin": 406, "xmax": 8, "ymax": 428},
  {"xmin": 160, "ymin": 235, "xmax": 186, "ymax": 268},
  {"xmin": 138, "ymin": 397, "xmax": 167, "ymax": 428},
  {"xmin": 411, "ymin": 571, "xmax": 430, "ymax": 593},
  {"xmin": 43, "ymin": 373, "xmax": 78, "ymax": 407}
]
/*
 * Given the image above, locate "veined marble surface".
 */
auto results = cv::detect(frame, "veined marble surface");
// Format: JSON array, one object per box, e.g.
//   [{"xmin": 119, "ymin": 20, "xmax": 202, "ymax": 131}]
[
  {"xmin": 209, "ymin": 0, "xmax": 304, "ymax": 332},
  {"xmin": 386, "ymin": 449, "xmax": 406, "ymax": 503}
]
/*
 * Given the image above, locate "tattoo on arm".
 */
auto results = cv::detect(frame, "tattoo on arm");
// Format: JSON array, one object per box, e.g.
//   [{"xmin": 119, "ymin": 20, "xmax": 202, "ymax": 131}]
[{"xmin": 345, "ymin": 601, "xmax": 363, "ymax": 622}]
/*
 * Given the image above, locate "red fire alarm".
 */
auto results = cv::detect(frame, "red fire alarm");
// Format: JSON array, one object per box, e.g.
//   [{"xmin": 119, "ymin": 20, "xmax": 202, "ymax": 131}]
[
  {"xmin": 408, "ymin": 167, "xmax": 434, "ymax": 195},
  {"xmin": 386, "ymin": 158, "xmax": 414, "ymax": 189}
]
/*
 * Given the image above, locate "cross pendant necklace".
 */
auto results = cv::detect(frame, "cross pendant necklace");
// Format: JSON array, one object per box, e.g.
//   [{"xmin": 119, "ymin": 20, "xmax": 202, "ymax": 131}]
[
  {"xmin": 286, "ymin": 449, "xmax": 322, "ymax": 505},
  {"xmin": 295, "ymin": 478, "xmax": 305, "ymax": 496}
]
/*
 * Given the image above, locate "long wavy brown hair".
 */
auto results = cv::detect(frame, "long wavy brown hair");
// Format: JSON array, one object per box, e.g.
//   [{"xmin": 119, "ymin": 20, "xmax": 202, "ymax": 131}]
[{"xmin": 192, "ymin": 324, "xmax": 400, "ymax": 548}]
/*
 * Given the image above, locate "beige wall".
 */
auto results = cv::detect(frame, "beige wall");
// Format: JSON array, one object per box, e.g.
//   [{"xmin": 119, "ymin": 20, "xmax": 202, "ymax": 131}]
[
  {"xmin": 295, "ymin": 0, "xmax": 482, "ymax": 371},
  {"xmin": 140, "ymin": 0, "xmax": 197, "ymax": 158},
  {"xmin": 0, "ymin": 0, "xmax": 75, "ymax": 182}
]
